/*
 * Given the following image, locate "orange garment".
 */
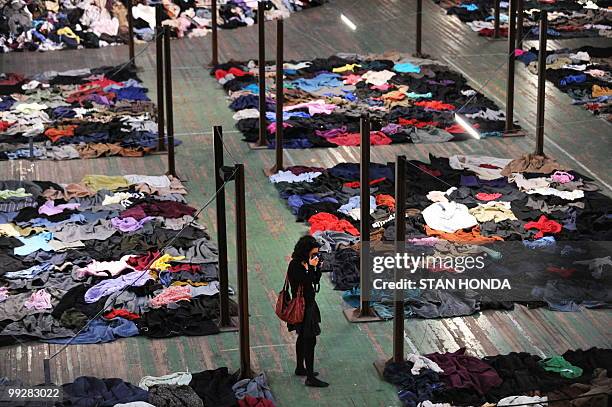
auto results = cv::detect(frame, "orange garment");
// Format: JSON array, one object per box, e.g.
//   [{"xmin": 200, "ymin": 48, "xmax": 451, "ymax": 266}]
[
  {"xmin": 382, "ymin": 89, "xmax": 407, "ymax": 101},
  {"xmin": 592, "ymin": 85, "xmax": 612, "ymax": 97},
  {"xmin": 76, "ymin": 143, "xmax": 146, "ymax": 158},
  {"xmin": 308, "ymin": 212, "xmax": 359, "ymax": 236},
  {"xmin": 415, "ymin": 100, "xmax": 455, "ymax": 111},
  {"xmin": 425, "ymin": 225, "xmax": 503, "ymax": 244},
  {"xmin": 44, "ymin": 125, "xmax": 77, "ymax": 142},
  {"xmin": 376, "ymin": 194, "xmax": 395, "ymax": 210}
]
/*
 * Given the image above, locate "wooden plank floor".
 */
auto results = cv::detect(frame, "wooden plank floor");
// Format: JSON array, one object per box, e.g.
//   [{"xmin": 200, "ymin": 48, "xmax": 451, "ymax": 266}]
[{"xmin": 1, "ymin": 1, "xmax": 611, "ymax": 405}]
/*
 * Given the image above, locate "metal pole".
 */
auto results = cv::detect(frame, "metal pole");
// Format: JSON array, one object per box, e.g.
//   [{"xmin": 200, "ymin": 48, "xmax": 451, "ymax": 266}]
[
  {"xmin": 213, "ymin": 126, "xmax": 231, "ymax": 327},
  {"xmin": 516, "ymin": 0, "xmax": 524, "ymax": 48},
  {"xmin": 235, "ymin": 163, "xmax": 252, "ymax": 379},
  {"xmin": 535, "ymin": 10, "xmax": 547, "ymax": 156},
  {"xmin": 155, "ymin": 5, "xmax": 166, "ymax": 151},
  {"xmin": 393, "ymin": 155, "xmax": 406, "ymax": 363},
  {"xmin": 359, "ymin": 114, "xmax": 372, "ymax": 317},
  {"xmin": 273, "ymin": 19, "xmax": 284, "ymax": 171},
  {"xmin": 415, "ymin": 0, "xmax": 422, "ymax": 56},
  {"xmin": 505, "ymin": 0, "xmax": 517, "ymax": 132},
  {"xmin": 494, "ymin": 0, "xmax": 501, "ymax": 38},
  {"xmin": 256, "ymin": 4, "xmax": 267, "ymax": 147},
  {"xmin": 211, "ymin": 0, "xmax": 218, "ymax": 66},
  {"xmin": 127, "ymin": 0, "xmax": 135, "ymax": 67},
  {"xmin": 43, "ymin": 358, "xmax": 51, "ymax": 384},
  {"xmin": 164, "ymin": 27, "xmax": 176, "ymax": 176}
]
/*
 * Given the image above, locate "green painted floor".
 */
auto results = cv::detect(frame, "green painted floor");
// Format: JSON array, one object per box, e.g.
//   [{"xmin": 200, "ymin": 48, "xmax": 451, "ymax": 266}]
[{"xmin": 1, "ymin": 1, "xmax": 611, "ymax": 405}]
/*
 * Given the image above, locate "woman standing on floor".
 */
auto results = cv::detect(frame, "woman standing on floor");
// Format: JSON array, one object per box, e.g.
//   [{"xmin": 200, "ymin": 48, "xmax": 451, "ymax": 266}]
[{"xmin": 287, "ymin": 235, "xmax": 329, "ymax": 388}]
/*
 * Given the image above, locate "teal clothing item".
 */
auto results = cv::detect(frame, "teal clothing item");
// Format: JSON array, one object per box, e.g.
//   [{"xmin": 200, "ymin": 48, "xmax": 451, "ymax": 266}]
[
  {"xmin": 0, "ymin": 188, "xmax": 31, "ymax": 199},
  {"xmin": 407, "ymin": 92, "xmax": 432, "ymax": 99},
  {"xmin": 14, "ymin": 232, "xmax": 54, "ymax": 256},
  {"xmin": 394, "ymin": 63, "xmax": 421, "ymax": 73},
  {"xmin": 539, "ymin": 356, "xmax": 583, "ymax": 378}
]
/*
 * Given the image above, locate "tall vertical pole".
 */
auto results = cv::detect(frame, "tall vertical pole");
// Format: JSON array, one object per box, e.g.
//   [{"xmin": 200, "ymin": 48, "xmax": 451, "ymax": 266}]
[
  {"xmin": 535, "ymin": 10, "xmax": 547, "ymax": 156},
  {"xmin": 164, "ymin": 27, "xmax": 176, "ymax": 177},
  {"xmin": 516, "ymin": 0, "xmax": 524, "ymax": 48},
  {"xmin": 155, "ymin": 5, "xmax": 166, "ymax": 151},
  {"xmin": 359, "ymin": 114, "xmax": 372, "ymax": 318},
  {"xmin": 214, "ymin": 126, "xmax": 231, "ymax": 327},
  {"xmin": 235, "ymin": 163, "xmax": 252, "ymax": 379},
  {"xmin": 415, "ymin": 0, "xmax": 423, "ymax": 56},
  {"xmin": 493, "ymin": 0, "xmax": 501, "ymax": 38},
  {"xmin": 127, "ymin": 0, "xmax": 135, "ymax": 67},
  {"xmin": 505, "ymin": 0, "xmax": 517, "ymax": 132},
  {"xmin": 393, "ymin": 155, "xmax": 406, "ymax": 363},
  {"xmin": 43, "ymin": 359, "xmax": 51, "ymax": 384},
  {"xmin": 211, "ymin": 0, "xmax": 219, "ymax": 66},
  {"xmin": 256, "ymin": 5, "xmax": 267, "ymax": 147},
  {"xmin": 273, "ymin": 19, "xmax": 284, "ymax": 171}
]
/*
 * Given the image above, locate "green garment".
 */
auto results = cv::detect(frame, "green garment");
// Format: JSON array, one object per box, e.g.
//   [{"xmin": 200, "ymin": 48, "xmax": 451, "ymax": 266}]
[
  {"xmin": 81, "ymin": 175, "xmax": 129, "ymax": 191},
  {"xmin": 0, "ymin": 188, "xmax": 32, "ymax": 199},
  {"xmin": 539, "ymin": 355, "xmax": 583, "ymax": 379}
]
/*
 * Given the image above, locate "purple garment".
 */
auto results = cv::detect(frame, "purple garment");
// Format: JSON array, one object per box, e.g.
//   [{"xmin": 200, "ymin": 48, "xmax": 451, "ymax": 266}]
[
  {"xmin": 38, "ymin": 201, "xmax": 80, "ymax": 216},
  {"xmin": 24, "ymin": 289, "xmax": 52, "ymax": 310},
  {"xmin": 87, "ymin": 93, "xmax": 112, "ymax": 105},
  {"xmin": 315, "ymin": 126, "xmax": 347, "ymax": 139},
  {"xmin": 381, "ymin": 123, "xmax": 402, "ymax": 135},
  {"xmin": 110, "ymin": 216, "xmax": 153, "ymax": 232},
  {"xmin": 287, "ymin": 194, "xmax": 338, "ymax": 214},
  {"xmin": 427, "ymin": 79, "xmax": 455, "ymax": 86},
  {"xmin": 84, "ymin": 270, "xmax": 152, "ymax": 303}
]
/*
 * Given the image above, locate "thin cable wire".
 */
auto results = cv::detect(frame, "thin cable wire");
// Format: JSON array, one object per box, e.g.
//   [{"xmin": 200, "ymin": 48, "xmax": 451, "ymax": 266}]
[
  {"xmin": 108, "ymin": 29, "xmax": 164, "ymax": 78},
  {"xmin": 48, "ymin": 166, "xmax": 238, "ymax": 359}
]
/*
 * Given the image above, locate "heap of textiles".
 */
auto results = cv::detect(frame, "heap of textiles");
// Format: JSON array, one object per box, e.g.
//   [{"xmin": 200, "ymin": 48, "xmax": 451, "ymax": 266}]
[
  {"xmin": 1, "ymin": 368, "xmax": 277, "ymax": 406},
  {"xmin": 0, "ymin": 0, "xmax": 326, "ymax": 53},
  {"xmin": 434, "ymin": 0, "xmax": 612, "ymax": 38},
  {"xmin": 0, "ymin": 174, "xmax": 234, "ymax": 344},
  {"xmin": 517, "ymin": 46, "xmax": 611, "ymax": 122},
  {"xmin": 270, "ymin": 153, "xmax": 612, "ymax": 319},
  {"xmin": 0, "ymin": 65, "xmax": 174, "ymax": 161},
  {"xmin": 211, "ymin": 54, "xmax": 511, "ymax": 148},
  {"xmin": 382, "ymin": 347, "xmax": 612, "ymax": 407}
]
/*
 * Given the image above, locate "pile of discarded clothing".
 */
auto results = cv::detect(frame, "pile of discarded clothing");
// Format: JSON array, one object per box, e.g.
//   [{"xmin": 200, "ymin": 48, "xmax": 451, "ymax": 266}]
[
  {"xmin": 517, "ymin": 46, "xmax": 611, "ymax": 122},
  {"xmin": 211, "ymin": 54, "xmax": 510, "ymax": 148},
  {"xmin": 270, "ymin": 153, "xmax": 612, "ymax": 318},
  {"xmin": 383, "ymin": 347, "xmax": 612, "ymax": 406},
  {"xmin": 2, "ymin": 369, "xmax": 276, "ymax": 406},
  {"xmin": 434, "ymin": 0, "xmax": 612, "ymax": 38},
  {"xmin": 0, "ymin": 65, "xmax": 173, "ymax": 161},
  {"xmin": 0, "ymin": 0, "xmax": 326, "ymax": 53},
  {"xmin": 0, "ymin": 174, "xmax": 233, "ymax": 345}
]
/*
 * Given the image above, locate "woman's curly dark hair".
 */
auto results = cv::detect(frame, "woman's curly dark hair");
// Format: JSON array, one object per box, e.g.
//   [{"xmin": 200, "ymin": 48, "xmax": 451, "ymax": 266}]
[{"xmin": 291, "ymin": 235, "xmax": 321, "ymax": 263}]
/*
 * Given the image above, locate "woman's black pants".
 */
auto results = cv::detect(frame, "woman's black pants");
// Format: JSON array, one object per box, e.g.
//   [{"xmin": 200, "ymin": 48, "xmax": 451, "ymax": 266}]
[{"xmin": 296, "ymin": 334, "xmax": 317, "ymax": 377}]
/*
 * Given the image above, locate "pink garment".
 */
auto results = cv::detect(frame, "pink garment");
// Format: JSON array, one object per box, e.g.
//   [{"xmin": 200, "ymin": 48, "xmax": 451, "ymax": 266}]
[
  {"xmin": 551, "ymin": 171, "xmax": 574, "ymax": 184},
  {"xmin": 76, "ymin": 255, "xmax": 134, "ymax": 278},
  {"xmin": 150, "ymin": 285, "xmax": 192, "ymax": 308},
  {"xmin": 408, "ymin": 237, "xmax": 439, "ymax": 246},
  {"xmin": 24, "ymin": 289, "xmax": 52, "ymax": 310},
  {"xmin": 0, "ymin": 287, "xmax": 8, "ymax": 302},
  {"xmin": 514, "ymin": 49, "xmax": 526, "ymax": 56},
  {"xmin": 371, "ymin": 83, "xmax": 392, "ymax": 91},
  {"xmin": 285, "ymin": 99, "xmax": 337, "ymax": 115},
  {"xmin": 475, "ymin": 192, "xmax": 502, "ymax": 201},
  {"xmin": 343, "ymin": 74, "xmax": 362, "ymax": 85},
  {"xmin": 267, "ymin": 122, "xmax": 292, "ymax": 134},
  {"xmin": 38, "ymin": 201, "xmax": 80, "ymax": 215}
]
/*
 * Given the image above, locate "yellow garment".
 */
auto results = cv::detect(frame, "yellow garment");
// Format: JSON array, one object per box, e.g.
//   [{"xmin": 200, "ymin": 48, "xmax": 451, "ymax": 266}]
[
  {"xmin": 81, "ymin": 175, "xmax": 129, "ymax": 191},
  {"xmin": 0, "ymin": 224, "xmax": 20, "ymax": 237},
  {"xmin": 56, "ymin": 27, "xmax": 80, "ymax": 44},
  {"xmin": 150, "ymin": 254, "xmax": 186, "ymax": 271},
  {"xmin": 592, "ymin": 85, "xmax": 612, "ymax": 97},
  {"xmin": 469, "ymin": 201, "xmax": 517, "ymax": 223},
  {"xmin": 171, "ymin": 281, "xmax": 210, "ymax": 287},
  {"xmin": 332, "ymin": 64, "xmax": 361, "ymax": 73}
]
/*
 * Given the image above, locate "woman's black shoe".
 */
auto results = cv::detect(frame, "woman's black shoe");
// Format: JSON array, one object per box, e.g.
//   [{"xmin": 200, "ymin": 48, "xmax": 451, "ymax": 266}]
[
  {"xmin": 305, "ymin": 377, "xmax": 329, "ymax": 387},
  {"xmin": 295, "ymin": 368, "xmax": 318, "ymax": 377}
]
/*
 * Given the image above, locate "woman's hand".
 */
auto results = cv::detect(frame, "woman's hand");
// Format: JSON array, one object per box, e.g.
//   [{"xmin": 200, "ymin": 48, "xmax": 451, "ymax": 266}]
[{"xmin": 308, "ymin": 256, "xmax": 320, "ymax": 268}]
